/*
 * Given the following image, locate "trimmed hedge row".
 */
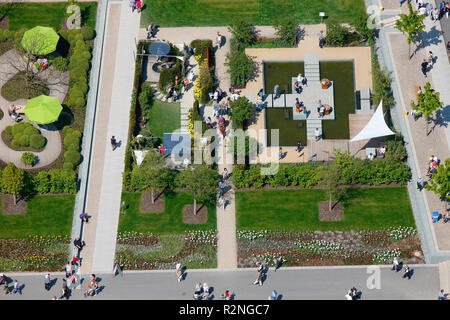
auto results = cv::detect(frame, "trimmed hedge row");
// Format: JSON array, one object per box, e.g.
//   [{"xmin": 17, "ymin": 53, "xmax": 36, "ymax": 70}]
[
  {"xmin": 62, "ymin": 126, "xmax": 82, "ymax": 171},
  {"xmin": 233, "ymin": 146, "xmax": 411, "ymax": 188},
  {"xmin": 59, "ymin": 28, "xmax": 94, "ymax": 108}
]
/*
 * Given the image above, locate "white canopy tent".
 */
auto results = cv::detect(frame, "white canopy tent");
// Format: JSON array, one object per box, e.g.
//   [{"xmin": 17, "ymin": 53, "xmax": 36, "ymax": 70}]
[{"xmin": 350, "ymin": 101, "xmax": 395, "ymax": 142}]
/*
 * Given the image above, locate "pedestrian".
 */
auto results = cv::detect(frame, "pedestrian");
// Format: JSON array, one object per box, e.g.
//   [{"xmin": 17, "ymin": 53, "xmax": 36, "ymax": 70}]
[
  {"xmin": 225, "ymin": 289, "xmax": 231, "ymax": 300},
  {"xmin": 3, "ymin": 282, "xmax": 9, "ymax": 295},
  {"xmin": 253, "ymin": 272, "xmax": 263, "ymax": 286},
  {"xmin": 417, "ymin": 177, "xmax": 424, "ymax": 191},
  {"xmin": 428, "ymin": 51, "xmax": 434, "ymax": 65},
  {"xmin": 90, "ymin": 274, "xmax": 96, "ymax": 284},
  {"xmin": 438, "ymin": 289, "xmax": 448, "ymax": 300},
  {"xmin": 111, "ymin": 136, "xmax": 117, "ymax": 151},
  {"xmin": 79, "ymin": 212, "xmax": 88, "ymax": 223},
  {"xmin": 403, "ymin": 265, "xmax": 411, "ymax": 279},
  {"xmin": 318, "ymin": 30, "xmax": 325, "ymax": 48},
  {"xmin": 296, "ymin": 141, "xmax": 302, "ymax": 153},
  {"xmin": 271, "ymin": 290, "xmax": 278, "ymax": 300},
  {"xmin": 136, "ymin": 0, "xmax": 142, "ymax": 13},
  {"xmin": 278, "ymin": 147, "xmax": 283, "ymax": 160},
  {"xmin": 60, "ymin": 280, "xmax": 68, "ymax": 300},
  {"xmin": 71, "ymin": 255, "xmax": 78, "ymax": 267},
  {"xmin": 73, "ymin": 237, "xmax": 85, "ymax": 250},
  {"xmin": 218, "ymin": 180, "xmax": 226, "ymax": 197},
  {"xmin": 64, "ymin": 261, "xmax": 71, "ymax": 278},
  {"xmin": 147, "ymin": 21, "xmax": 153, "ymax": 40},
  {"xmin": 70, "ymin": 270, "xmax": 78, "ymax": 288},
  {"xmin": 216, "ymin": 32, "xmax": 222, "ymax": 49},
  {"xmin": 315, "ymin": 128, "xmax": 321, "ymax": 141},
  {"xmin": 256, "ymin": 97, "xmax": 263, "ymax": 111},
  {"xmin": 257, "ymin": 88, "xmax": 263, "ymax": 98},
  {"xmin": 129, "ymin": 0, "xmax": 136, "ymax": 12},
  {"xmin": 274, "ymin": 257, "xmax": 282, "ymax": 272},
  {"xmin": 12, "ymin": 280, "xmax": 21, "ymax": 295},
  {"xmin": 392, "ymin": 257, "xmax": 399, "ymax": 271},
  {"xmin": 44, "ymin": 273, "xmax": 50, "ymax": 291},
  {"xmin": 274, "ymin": 84, "xmax": 279, "ymax": 99},
  {"xmin": 222, "ymin": 167, "xmax": 229, "ymax": 180},
  {"xmin": 159, "ymin": 144, "xmax": 165, "ymax": 155},
  {"xmin": 202, "ymin": 282, "xmax": 210, "ymax": 300},
  {"xmin": 421, "ymin": 59, "xmax": 429, "ymax": 77}
]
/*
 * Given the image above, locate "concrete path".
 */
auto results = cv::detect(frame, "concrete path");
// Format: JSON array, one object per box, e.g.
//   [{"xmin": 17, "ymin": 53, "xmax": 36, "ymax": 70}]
[
  {"xmin": 80, "ymin": 1, "xmax": 140, "ymax": 274},
  {"xmin": 0, "ymin": 49, "xmax": 66, "ymax": 169},
  {"xmin": 0, "ymin": 265, "xmax": 441, "ymax": 300}
]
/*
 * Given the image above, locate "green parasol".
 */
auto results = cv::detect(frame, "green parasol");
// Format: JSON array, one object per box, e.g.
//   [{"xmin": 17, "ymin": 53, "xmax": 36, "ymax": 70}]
[
  {"xmin": 25, "ymin": 95, "xmax": 63, "ymax": 125},
  {"xmin": 21, "ymin": 26, "xmax": 60, "ymax": 55}
]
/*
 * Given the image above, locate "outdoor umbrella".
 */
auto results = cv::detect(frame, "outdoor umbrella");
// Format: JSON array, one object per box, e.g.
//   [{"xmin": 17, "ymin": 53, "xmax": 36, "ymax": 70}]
[
  {"xmin": 21, "ymin": 26, "xmax": 60, "ymax": 55},
  {"xmin": 25, "ymin": 95, "xmax": 63, "ymax": 125}
]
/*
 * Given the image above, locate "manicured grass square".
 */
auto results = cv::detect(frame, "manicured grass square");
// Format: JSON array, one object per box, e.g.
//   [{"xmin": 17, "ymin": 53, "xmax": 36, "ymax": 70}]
[
  {"xmin": 147, "ymin": 100, "xmax": 180, "ymax": 141},
  {"xmin": 119, "ymin": 191, "xmax": 216, "ymax": 234},
  {"xmin": 0, "ymin": 194, "xmax": 75, "ymax": 239},
  {"xmin": 236, "ymin": 187, "xmax": 415, "ymax": 231}
]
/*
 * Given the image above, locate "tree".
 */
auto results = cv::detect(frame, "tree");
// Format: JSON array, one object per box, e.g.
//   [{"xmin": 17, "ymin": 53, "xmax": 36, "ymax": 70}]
[
  {"xmin": 395, "ymin": 2, "xmax": 425, "ymax": 58},
  {"xmin": 319, "ymin": 163, "xmax": 346, "ymax": 212},
  {"xmin": 176, "ymin": 166, "xmax": 217, "ymax": 215},
  {"xmin": 411, "ymin": 82, "xmax": 443, "ymax": 134},
  {"xmin": 324, "ymin": 23, "xmax": 352, "ymax": 47},
  {"xmin": 1, "ymin": 163, "xmax": 25, "ymax": 204},
  {"xmin": 426, "ymin": 158, "xmax": 450, "ymax": 200},
  {"xmin": 229, "ymin": 96, "xmax": 254, "ymax": 128},
  {"xmin": 228, "ymin": 20, "xmax": 256, "ymax": 47},
  {"xmin": 131, "ymin": 151, "xmax": 171, "ymax": 204},
  {"xmin": 225, "ymin": 51, "xmax": 255, "ymax": 86},
  {"xmin": 274, "ymin": 19, "xmax": 298, "ymax": 47}
]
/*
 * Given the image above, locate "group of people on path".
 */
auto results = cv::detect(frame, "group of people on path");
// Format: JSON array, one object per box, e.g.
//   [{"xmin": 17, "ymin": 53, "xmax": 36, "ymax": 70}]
[
  {"xmin": 129, "ymin": 0, "xmax": 142, "ymax": 13},
  {"xmin": 392, "ymin": 257, "xmax": 413, "ymax": 280}
]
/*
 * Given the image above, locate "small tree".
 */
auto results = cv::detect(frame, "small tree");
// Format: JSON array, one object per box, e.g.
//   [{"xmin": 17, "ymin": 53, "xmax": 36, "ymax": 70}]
[
  {"xmin": 425, "ymin": 158, "xmax": 450, "ymax": 200},
  {"xmin": 228, "ymin": 20, "xmax": 256, "ymax": 46},
  {"xmin": 139, "ymin": 151, "xmax": 171, "ymax": 204},
  {"xmin": 230, "ymin": 96, "xmax": 254, "ymax": 128},
  {"xmin": 324, "ymin": 23, "xmax": 352, "ymax": 47},
  {"xmin": 411, "ymin": 82, "xmax": 443, "ymax": 134},
  {"xmin": 177, "ymin": 166, "xmax": 217, "ymax": 215},
  {"xmin": 395, "ymin": 2, "xmax": 425, "ymax": 58},
  {"xmin": 274, "ymin": 19, "xmax": 298, "ymax": 47},
  {"xmin": 319, "ymin": 164, "xmax": 346, "ymax": 211},
  {"xmin": 225, "ymin": 51, "xmax": 255, "ymax": 86},
  {"xmin": 1, "ymin": 163, "xmax": 25, "ymax": 204}
]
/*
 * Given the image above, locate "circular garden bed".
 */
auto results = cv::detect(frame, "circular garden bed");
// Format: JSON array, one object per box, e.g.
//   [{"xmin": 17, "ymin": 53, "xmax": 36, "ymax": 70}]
[
  {"xmin": 1, "ymin": 72, "xmax": 49, "ymax": 101},
  {"xmin": 2, "ymin": 122, "xmax": 47, "ymax": 152}
]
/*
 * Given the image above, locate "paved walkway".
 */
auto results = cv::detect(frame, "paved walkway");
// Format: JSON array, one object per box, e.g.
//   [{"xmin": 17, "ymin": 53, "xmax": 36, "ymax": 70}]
[
  {"xmin": 371, "ymin": 0, "xmax": 450, "ymax": 265},
  {"xmin": 0, "ymin": 49, "xmax": 66, "ymax": 169},
  {"xmin": 79, "ymin": 1, "xmax": 140, "ymax": 274},
  {"xmin": 0, "ymin": 265, "xmax": 441, "ymax": 300}
]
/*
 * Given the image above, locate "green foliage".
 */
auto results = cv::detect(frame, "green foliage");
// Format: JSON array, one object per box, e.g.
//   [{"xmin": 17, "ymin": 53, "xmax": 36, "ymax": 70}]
[
  {"xmin": 230, "ymin": 97, "xmax": 254, "ymax": 127},
  {"xmin": 371, "ymin": 54, "xmax": 394, "ymax": 111},
  {"xmin": 29, "ymin": 134, "xmax": 46, "ymax": 149},
  {"xmin": 64, "ymin": 150, "xmax": 81, "ymax": 166},
  {"xmin": 228, "ymin": 20, "xmax": 256, "ymax": 46},
  {"xmin": 274, "ymin": 19, "xmax": 298, "ymax": 47},
  {"xmin": 425, "ymin": 158, "xmax": 450, "ymax": 199},
  {"xmin": 176, "ymin": 166, "xmax": 218, "ymax": 206},
  {"xmin": 21, "ymin": 152, "xmax": 37, "ymax": 166},
  {"xmin": 1, "ymin": 72, "xmax": 49, "ymax": 101},
  {"xmin": 395, "ymin": 3, "xmax": 425, "ymax": 46},
  {"xmin": 52, "ymin": 57, "xmax": 68, "ymax": 72},
  {"xmin": 411, "ymin": 82, "xmax": 443, "ymax": 119},
  {"xmin": 324, "ymin": 23, "xmax": 354, "ymax": 47},
  {"xmin": 1, "ymin": 163, "xmax": 25, "ymax": 202},
  {"xmin": 225, "ymin": 51, "xmax": 255, "ymax": 86},
  {"xmin": 138, "ymin": 82, "xmax": 154, "ymax": 118},
  {"xmin": 33, "ymin": 171, "xmax": 51, "ymax": 194},
  {"xmin": 80, "ymin": 26, "xmax": 95, "ymax": 41},
  {"xmin": 226, "ymin": 130, "xmax": 258, "ymax": 157},
  {"xmin": 194, "ymin": 60, "xmax": 214, "ymax": 104},
  {"xmin": 190, "ymin": 39, "xmax": 213, "ymax": 64},
  {"xmin": 351, "ymin": 13, "xmax": 375, "ymax": 45},
  {"xmin": 158, "ymin": 60, "xmax": 182, "ymax": 88}
]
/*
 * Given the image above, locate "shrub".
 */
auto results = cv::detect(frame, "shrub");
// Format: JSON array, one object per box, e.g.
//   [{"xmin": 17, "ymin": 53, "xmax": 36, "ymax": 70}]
[
  {"xmin": 73, "ymin": 96, "xmax": 86, "ymax": 108},
  {"xmin": 228, "ymin": 20, "xmax": 257, "ymax": 47},
  {"xmin": 190, "ymin": 39, "xmax": 214, "ymax": 64},
  {"xmin": 48, "ymin": 169, "xmax": 77, "ymax": 194},
  {"xmin": 80, "ymin": 50, "xmax": 92, "ymax": 61},
  {"xmin": 18, "ymin": 134, "xmax": 29, "ymax": 147},
  {"xmin": 11, "ymin": 138, "xmax": 20, "ymax": 149},
  {"xmin": 63, "ymin": 161, "xmax": 75, "ymax": 171},
  {"xmin": 21, "ymin": 152, "xmax": 37, "ymax": 166},
  {"xmin": 158, "ymin": 60, "xmax": 182, "ymax": 88},
  {"xmin": 24, "ymin": 125, "xmax": 39, "ymax": 137},
  {"xmin": 325, "ymin": 23, "xmax": 361, "ymax": 47},
  {"xmin": 225, "ymin": 51, "xmax": 254, "ymax": 86},
  {"xmin": 4, "ymin": 125, "xmax": 12, "ymax": 136},
  {"xmin": 64, "ymin": 150, "xmax": 81, "ymax": 165},
  {"xmin": 70, "ymin": 67, "xmax": 87, "ymax": 79},
  {"xmin": 33, "ymin": 171, "xmax": 51, "ymax": 193},
  {"xmin": 274, "ymin": 19, "xmax": 298, "ymax": 47},
  {"xmin": 81, "ymin": 26, "xmax": 95, "ymax": 40},
  {"xmin": 29, "ymin": 134, "xmax": 46, "ymax": 149},
  {"xmin": 52, "ymin": 57, "xmax": 68, "ymax": 71},
  {"xmin": 11, "ymin": 122, "xmax": 27, "ymax": 136}
]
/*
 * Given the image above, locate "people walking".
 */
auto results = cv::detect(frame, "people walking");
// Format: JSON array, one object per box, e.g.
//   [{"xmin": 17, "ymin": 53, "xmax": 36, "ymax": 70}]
[
  {"xmin": 64, "ymin": 261, "xmax": 71, "ymax": 278},
  {"xmin": 315, "ymin": 128, "xmax": 321, "ymax": 141},
  {"xmin": 438, "ymin": 289, "xmax": 448, "ymax": 300},
  {"xmin": 274, "ymin": 257, "xmax": 282, "ymax": 272},
  {"xmin": 80, "ymin": 212, "xmax": 89, "ymax": 223},
  {"xmin": 403, "ymin": 265, "xmax": 412, "ymax": 279},
  {"xmin": 392, "ymin": 257, "xmax": 400, "ymax": 271},
  {"xmin": 60, "ymin": 279, "xmax": 68, "ymax": 300},
  {"xmin": 253, "ymin": 263, "xmax": 264, "ymax": 286},
  {"xmin": 73, "ymin": 237, "xmax": 85, "ymax": 250},
  {"xmin": 129, "ymin": 0, "xmax": 136, "ymax": 12},
  {"xmin": 222, "ymin": 167, "xmax": 229, "ymax": 180},
  {"xmin": 318, "ymin": 30, "xmax": 325, "ymax": 48},
  {"xmin": 421, "ymin": 59, "xmax": 429, "ymax": 77},
  {"xmin": 417, "ymin": 177, "xmax": 424, "ymax": 191},
  {"xmin": 12, "ymin": 280, "xmax": 21, "ymax": 295},
  {"xmin": 176, "ymin": 262, "xmax": 183, "ymax": 282},
  {"xmin": 274, "ymin": 84, "xmax": 279, "ymax": 99},
  {"xmin": 218, "ymin": 180, "xmax": 226, "ymax": 198},
  {"xmin": 428, "ymin": 51, "xmax": 434, "ymax": 66},
  {"xmin": 111, "ymin": 136, "xmax": 117, "ymax": 151},
  {"xmin": 44, "ymin": 273, "xmax": 51, "ymax": 291},
  {"xmin": 216, "ymin": 32, "xmax": 222, "ymax": 49}
]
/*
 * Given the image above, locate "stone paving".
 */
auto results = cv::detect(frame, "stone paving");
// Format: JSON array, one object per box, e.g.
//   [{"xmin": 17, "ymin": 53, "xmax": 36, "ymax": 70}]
[{"xmin": 0, "ymin": 49, "xmax": 66, "ymax": 169}]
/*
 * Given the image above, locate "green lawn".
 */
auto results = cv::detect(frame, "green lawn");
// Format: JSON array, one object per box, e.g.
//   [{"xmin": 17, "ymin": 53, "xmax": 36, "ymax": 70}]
[
  {"xmin": 141, "ymin": 0, "xmax": 366, "ymax": 27},
  {"xmin": 119, "ymin": 191, "xmax": 216, "ymax": 234},
  {"xmin": 2, "ymin": 2, "xmax": 98, "ymax": 31},
  {"xmin": 236, "ymin": 187, "xmax": 415, "ymax": 231},
  {"xmin": 0, "ymin": 194, "xmax": 75, "ymax": 238},
  {"xmin": 148, "ymin": 100, "xmax": 180, "ymax": 142}
]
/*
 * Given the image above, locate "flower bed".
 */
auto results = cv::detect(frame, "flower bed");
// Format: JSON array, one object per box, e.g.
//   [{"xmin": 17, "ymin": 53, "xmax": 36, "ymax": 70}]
[
  {"xmin": 114, "ymin": 230, "xmax": 217, "ymax": 270},
  {"xmin": 237, "ymin": 227, "xmax": 422, "ymax": 268},
  {"xmin": 0, "ymin": 234, "xmax": 70, "ymax": 271}
]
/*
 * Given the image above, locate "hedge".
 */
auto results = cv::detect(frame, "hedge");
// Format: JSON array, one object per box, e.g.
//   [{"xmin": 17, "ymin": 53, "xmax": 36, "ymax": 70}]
[
  {"xmin": 32, "ymin": 169, "xmax": 77, "ymax": 194},
  {"xmin": 21, "ymin": 152, "xmax": 37, "ymax": 166},
  {"xmin": 190, "ymin": 39, "xmax": 213, "ymax": 65},
  {"xmin": 158, "ymin": 60, "xmax": 182, "ymax": 88},
  {"xmin": 233, "ymin": 158, "xmax": 411, "ymax": 189},
  {"xmin": 29, "ymin": 134, "xmax": 46, "ymax": 149}
]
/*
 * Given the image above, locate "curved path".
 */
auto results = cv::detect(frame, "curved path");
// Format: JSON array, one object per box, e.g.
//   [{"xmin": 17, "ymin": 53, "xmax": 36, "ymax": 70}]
[{"xmin": 0, "ymin": 49, "xmax": 67, "ymax": 169}]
